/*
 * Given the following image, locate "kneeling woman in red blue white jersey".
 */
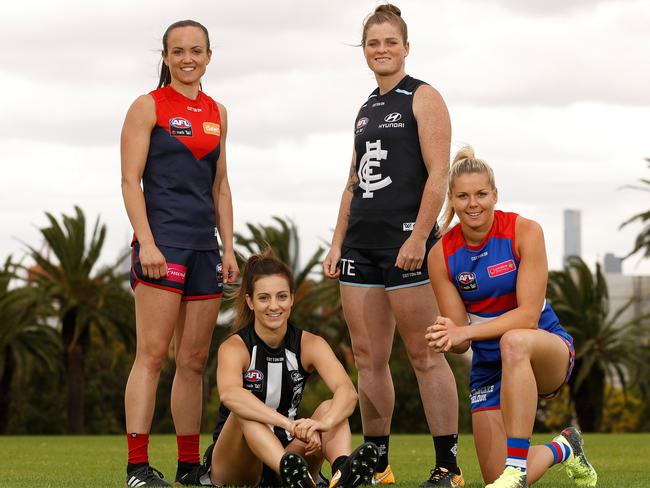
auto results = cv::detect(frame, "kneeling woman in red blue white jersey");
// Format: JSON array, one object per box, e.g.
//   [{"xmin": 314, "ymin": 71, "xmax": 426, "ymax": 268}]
[
  {"xmin": 426, "ymin": 147, "xmax": 597, "ymax": 488},
  {"xmin": 203, "ymin": 250, "xmax": 377, "ymax": 488}
]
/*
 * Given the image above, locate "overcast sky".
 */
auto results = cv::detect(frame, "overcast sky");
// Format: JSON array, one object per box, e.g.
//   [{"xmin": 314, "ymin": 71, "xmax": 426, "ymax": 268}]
[{"xmin": 1, "ymin": 0, "xmax": 649, "ymax": 275}]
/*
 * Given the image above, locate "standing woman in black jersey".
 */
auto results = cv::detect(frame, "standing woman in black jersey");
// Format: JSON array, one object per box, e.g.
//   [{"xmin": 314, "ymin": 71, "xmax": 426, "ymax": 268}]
[
  {"xmin": 205, "ymin": 250, "xmax": 378, "ymax": 488},
  {"xmin": 323, "ymin": 4, "xmax": 461, "ymax": 487},
  {"xmin": 120, "ymin": 20, "xmax": 238, "ymax": 487}
]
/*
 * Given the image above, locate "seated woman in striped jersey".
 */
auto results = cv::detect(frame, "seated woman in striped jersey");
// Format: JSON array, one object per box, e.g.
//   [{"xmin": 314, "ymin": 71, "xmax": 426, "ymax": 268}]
[
  {"xmin": 202, "ymin": 249, "xmax": 377, "ymax": 488},
  {"xmin": 425, "ymin": 146, "xmax": 597, "ymax": 488}
]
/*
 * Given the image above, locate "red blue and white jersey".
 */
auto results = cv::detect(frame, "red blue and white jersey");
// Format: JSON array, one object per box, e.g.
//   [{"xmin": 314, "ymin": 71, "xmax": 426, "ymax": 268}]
[
  {"xmin": 141, "ymin": 85, "xmax": 222, "ymax": 250},
  {"xmin": 442, "ymin": 210, "xmax": 571, "ymax": 389}
]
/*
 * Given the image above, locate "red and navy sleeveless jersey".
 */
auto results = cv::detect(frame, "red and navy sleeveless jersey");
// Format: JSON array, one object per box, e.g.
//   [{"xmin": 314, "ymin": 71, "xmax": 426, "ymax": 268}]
[
  {"xmin": 442, "ymin": 210, "xmax": 570, "ymax": 388},
  {"xmin": 142, "ymin": 85, "xmax": 221, "ymax": 250},
  {"xmin": 344, "ymin": 75, "xmax": 438, "ymax": 249},
  {"xmin": 212, "ymin": 322, "xmax": 310, "ymax": 446}
]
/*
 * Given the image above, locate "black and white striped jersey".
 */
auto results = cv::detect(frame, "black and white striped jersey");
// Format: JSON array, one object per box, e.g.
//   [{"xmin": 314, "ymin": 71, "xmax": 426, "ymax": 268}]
[{"xmin": 212, "ymin": 322, "xmax": 310, "ymax": 446}]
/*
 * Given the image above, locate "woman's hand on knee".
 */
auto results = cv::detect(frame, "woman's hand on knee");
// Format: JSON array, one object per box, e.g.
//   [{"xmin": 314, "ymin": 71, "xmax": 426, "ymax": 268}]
[
  {"xmin": 426, "ymin": 317, "xmax": 452, "ymax": 352},
  {"xmin": 293, "ymin": 418, "xmax": 331, "ymax": 442}
]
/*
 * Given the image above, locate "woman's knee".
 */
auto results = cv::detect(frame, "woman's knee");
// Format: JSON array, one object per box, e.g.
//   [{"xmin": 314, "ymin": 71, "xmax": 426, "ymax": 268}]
[
  {"xmin": 311, "ymin": 399, "xmax": 333, "ymax": 419},
  {"xmin": 352, "ymin": 340, "xmax": 390, "ymax": 372},
  {"xmin": 404, "ymin": 337, "xmax": 446, "ymax": 374},
  {"xmin": 135, "ymin": 344, "xmax": 169, "ymax": 374},
  {"xmin": 499, "ymin": 329, "xmax": 531, "ymax": 364},
  {"xmin": 175, "ymin": 347, "xmax": 210, "ymax": 375}
]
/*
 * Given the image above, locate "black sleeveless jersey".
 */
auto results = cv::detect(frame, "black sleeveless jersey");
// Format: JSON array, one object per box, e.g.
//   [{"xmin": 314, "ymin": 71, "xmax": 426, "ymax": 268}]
[
  {"xmin": 344, "ymin": 75, "xmax": 438, "ymax": 249},
  {"xmin": 212, "ymin": 322, "xmax": 310, "ymax": 446}
]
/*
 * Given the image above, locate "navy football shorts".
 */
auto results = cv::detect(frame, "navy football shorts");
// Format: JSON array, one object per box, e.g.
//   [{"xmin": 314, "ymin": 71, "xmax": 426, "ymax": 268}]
[
  {"xmin": 130, "ymin": 240, "xmax": 223, "ymax": 300},
  {"xmin": 338, "ymin": 238, "xmax": 437, "ymax": 291},
  {"xmin": 469, "ymin": 331, "xmax": 575, "ymax": 413}
]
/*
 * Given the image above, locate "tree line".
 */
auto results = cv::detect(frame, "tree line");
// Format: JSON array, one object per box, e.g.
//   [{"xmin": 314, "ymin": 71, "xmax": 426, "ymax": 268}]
[{"xmin": 1, "ymin": 161, "xmax": 649, "ymax": 435}]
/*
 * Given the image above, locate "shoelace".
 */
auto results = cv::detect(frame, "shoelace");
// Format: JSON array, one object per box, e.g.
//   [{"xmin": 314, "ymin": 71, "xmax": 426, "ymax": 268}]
[
  {"xmin": 567, "ymin": 456, "xmax": 592, "ymax": 477},
  {"xmin": 144, "ymin": 466, "xmax": 166, "ymax": 481},
  {"xmin": 428, "ymin": 467, "xmax": 450, "ymax": 482}
]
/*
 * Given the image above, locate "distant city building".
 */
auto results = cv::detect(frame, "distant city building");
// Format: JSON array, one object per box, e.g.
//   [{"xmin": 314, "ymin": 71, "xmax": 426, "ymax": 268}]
[
  {"xmin": 604, "ymin": 272, "xmax": 650, "ymax": 326},
  {"xmin": 563, "ymin": 209, "xmax": 582, "ymax": 263},
  {"xmin": 604, "ymin": 253, "xmax": 623, "ymax": 274}
]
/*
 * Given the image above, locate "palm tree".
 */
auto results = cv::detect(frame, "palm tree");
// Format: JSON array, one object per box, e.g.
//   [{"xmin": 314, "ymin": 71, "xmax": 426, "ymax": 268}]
[
  {"xmin": 26, "ymin": 206, "xmax": 135, "ymax": 434},
  {"xmin": 620, "ymin": 158, "xmax": 650, "ymax": 259},
  {"xmin": 0, "ymin": 256, "xmax": 61, "ymax": 433},
  {"xmin": 547, "ymin": 256, "xmax": 650, "ymax": 431}
]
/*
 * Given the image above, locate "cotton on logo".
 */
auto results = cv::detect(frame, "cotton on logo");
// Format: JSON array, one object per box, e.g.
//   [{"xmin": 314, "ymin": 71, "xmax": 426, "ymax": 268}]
[{"xmin": 384, "ymin": 112, "xmax": 402, "ymax": 122}]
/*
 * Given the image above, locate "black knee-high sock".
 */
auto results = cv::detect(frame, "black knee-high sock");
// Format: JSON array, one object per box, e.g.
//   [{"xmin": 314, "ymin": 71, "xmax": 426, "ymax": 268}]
[
  {"xmin": 364, "ymin": 435, "xmax": 390, "ymax": 472},
  {"xmin": 433, "ymin": 434, "xmax": 459, "ymax": 474}
]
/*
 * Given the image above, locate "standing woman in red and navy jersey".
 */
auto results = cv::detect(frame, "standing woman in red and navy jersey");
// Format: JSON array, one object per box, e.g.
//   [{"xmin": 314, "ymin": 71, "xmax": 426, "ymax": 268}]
[{"xmin": 120, "ymin": 20, "xmax": 238, "ymax": 487}]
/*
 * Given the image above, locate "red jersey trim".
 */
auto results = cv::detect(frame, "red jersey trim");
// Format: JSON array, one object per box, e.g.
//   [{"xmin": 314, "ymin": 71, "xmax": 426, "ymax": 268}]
[
  {"xmin": 471, "ymin": 406, "xmax": 501, "ymax": 413},
  {"xmin": 442, "ymin": 210, "xmax": 519, "ymax": 255},
  {"xmin": 464, "ymin": 291, "xmax": 518, "ymax": 314},
  {"xmin": 182, "ymin": 293, "xmax": 223, "ymax": 301}
]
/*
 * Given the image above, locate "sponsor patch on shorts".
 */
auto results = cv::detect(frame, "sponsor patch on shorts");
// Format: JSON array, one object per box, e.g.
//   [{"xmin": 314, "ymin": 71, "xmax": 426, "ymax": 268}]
[
  {"xmin": 166, "ymin": 263, "xmax": 187, "ymax": 284},
  {"xmin": 403, "ymin": 222, "xmax": 415, "ymax": 231}
]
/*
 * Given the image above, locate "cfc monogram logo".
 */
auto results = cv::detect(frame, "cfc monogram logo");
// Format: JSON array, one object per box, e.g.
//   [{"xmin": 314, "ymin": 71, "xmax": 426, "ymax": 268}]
[{"xmin": 358, "ymin": 139, "xmax": 391, "ymax": 199}]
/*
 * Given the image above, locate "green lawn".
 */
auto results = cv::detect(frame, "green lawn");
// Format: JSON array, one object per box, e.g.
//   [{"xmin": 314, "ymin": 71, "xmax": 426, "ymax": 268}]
[{"xmin": 0, "ymin": 434, "xmax": 648, "ymax": 487}]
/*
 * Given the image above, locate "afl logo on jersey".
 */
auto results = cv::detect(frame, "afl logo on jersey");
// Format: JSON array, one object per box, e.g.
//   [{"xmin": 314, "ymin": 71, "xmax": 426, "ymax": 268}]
[
  {"xmin": 456, "ymin": 271, "xmax": 478, "ymax": 291},
  {"xmin": 355, "ymin": 117, "xmax": 369, "ymax": 135},
  {"xmin": 244, "ymin": 370, "xmax": 264, "ymax": 382},
  {"xmin": 169, "ymin": 117, "xmax": 193, "ymax": 137}
]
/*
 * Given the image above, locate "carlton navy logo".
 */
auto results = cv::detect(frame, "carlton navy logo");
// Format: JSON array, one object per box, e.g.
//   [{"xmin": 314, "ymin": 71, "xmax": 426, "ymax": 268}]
[
  {"xmin": 169, "ymin": 117, "xmax": 192, "ymax": 137},
  {"xmin": 384, "ymin": 112, "xmax": 402, "ymax": 122},
  {"xmin": 358, "ymin": 139, "xmax": 391, "ymax": 199},
  {"xmin": 456, "ymin": 271, "xmax": 478, "ymax": 291},
  {"xmin": 355, "ymin": 117, "xmax": 369, "ymax": 135}
]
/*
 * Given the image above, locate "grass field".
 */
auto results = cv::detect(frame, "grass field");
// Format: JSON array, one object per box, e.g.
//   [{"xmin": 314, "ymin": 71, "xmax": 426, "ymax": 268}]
[{"xmin": 1, "ymin": 433, "xmax": 649, "ymax": 487}]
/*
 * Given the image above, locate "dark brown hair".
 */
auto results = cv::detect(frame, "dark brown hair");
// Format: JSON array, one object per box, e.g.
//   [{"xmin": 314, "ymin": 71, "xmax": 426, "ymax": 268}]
[
  {"xmin": 157, "ymin": 20, "xmax": 211, "ymax": 89},
  {"xmin": 233, "ymin": 249, "xmax": 295, "ymax": 331},
  {"xmin": 362, "ymin": 3, "xmax": 408, "ymax": 46}
]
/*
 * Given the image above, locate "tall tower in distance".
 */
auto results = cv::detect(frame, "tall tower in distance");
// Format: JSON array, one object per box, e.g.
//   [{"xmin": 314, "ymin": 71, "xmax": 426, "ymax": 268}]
[{"xmin": 563, "ymin": 209, "xmax": 581, "ymax": 264}]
